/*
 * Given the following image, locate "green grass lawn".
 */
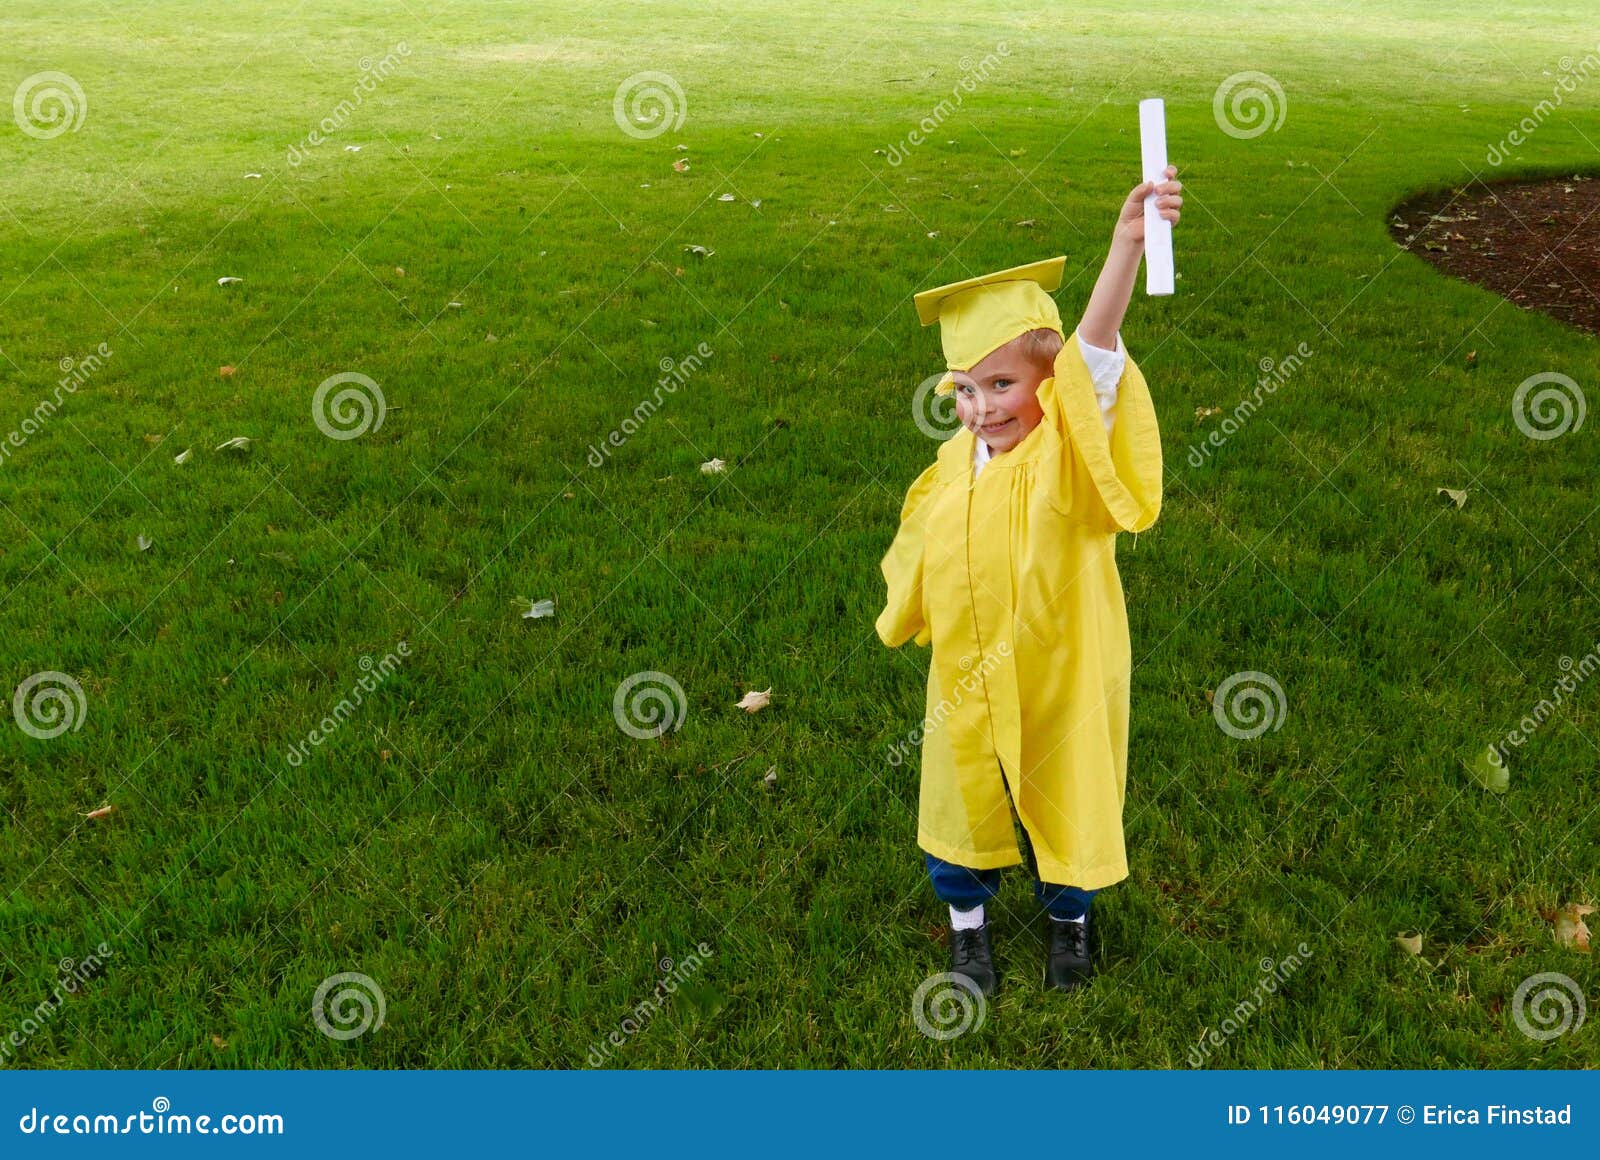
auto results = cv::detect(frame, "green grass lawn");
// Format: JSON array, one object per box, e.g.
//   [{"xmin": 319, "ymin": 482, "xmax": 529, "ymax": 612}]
[{"xmin": 1, "ymin": 0, "xmax": 1597, "ymax": 1068}]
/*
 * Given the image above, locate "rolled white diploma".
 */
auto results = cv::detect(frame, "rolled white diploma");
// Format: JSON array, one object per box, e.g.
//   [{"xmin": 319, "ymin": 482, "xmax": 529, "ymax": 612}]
[{"xmin": 1139, "ymin": 98, "xmax": 1174, "ymax": 296}]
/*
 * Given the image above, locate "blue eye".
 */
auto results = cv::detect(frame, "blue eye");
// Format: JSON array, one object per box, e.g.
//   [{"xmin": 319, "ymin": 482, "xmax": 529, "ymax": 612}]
[{"xmin": 993, "ymin": 379, "xmax": 1011, "ymax": 390}]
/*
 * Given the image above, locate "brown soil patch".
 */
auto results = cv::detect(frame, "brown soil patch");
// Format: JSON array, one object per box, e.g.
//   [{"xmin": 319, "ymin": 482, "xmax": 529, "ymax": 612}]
[{"xmin": 1388, "ymin": 174, "xmax": 1600, "ymax": 335}]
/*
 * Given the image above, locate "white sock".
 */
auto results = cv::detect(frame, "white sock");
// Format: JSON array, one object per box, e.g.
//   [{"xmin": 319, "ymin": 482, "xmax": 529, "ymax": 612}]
[
  {"xmin": 1051, "ymin": 914, "xmax": 1087, "ymax": 926},
  {"xmin": 950, "ymin": 904, "xmax": 985, "ymax": 930}
]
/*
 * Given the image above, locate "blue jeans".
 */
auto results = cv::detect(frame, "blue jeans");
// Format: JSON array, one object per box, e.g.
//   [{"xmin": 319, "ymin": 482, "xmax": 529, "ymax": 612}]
[{"xmin": 925, "ymin": 853, "xmax": 1098, "ymax": 920}]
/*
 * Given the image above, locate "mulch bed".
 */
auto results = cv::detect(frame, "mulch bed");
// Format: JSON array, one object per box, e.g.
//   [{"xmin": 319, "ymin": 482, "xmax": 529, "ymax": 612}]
[{"xmin": 1388, "ymin": 174, "xmax": 1600, "ymax": 335}]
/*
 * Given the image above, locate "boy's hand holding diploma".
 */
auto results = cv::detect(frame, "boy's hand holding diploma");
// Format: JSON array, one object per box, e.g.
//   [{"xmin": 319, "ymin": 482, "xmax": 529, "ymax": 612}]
[
  {"xmin": 1117, "ymin": 164, "xmax": 1183, "ymax": 247},
  {"xmin": 1077, "ymin": 162, "xmax": 1182, "ymax": 349}
]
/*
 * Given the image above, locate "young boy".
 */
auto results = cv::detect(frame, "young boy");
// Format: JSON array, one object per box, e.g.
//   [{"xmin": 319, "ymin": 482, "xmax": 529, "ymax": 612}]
[{"xmin": 876, "ymin": 166, "xmax": 1181, "ymax": 993}]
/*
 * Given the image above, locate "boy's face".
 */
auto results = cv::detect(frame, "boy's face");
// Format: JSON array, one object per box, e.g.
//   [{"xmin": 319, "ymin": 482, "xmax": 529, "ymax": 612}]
[{"xmin": 952, "ymin": 333, "xmax": 1050, "ymax": 453}]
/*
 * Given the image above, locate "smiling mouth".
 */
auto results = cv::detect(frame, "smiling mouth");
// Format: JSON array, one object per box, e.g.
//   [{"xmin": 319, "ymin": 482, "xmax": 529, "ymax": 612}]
[{"xmin": 980, "ymin": 418, "xmax": 1014, "ymax": 433}]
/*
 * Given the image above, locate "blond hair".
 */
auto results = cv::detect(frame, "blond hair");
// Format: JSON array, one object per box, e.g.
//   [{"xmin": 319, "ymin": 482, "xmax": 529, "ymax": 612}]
[{"xmin": 1019, "ymin": 327, "xmax": 1064, "ymax": 371}]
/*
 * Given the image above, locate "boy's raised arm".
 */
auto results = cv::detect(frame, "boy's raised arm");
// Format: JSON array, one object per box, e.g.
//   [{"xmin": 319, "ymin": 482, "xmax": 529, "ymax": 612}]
[{"xmin": 1077, "ymin": 166, "xmax": 1182, "ymax": 350}]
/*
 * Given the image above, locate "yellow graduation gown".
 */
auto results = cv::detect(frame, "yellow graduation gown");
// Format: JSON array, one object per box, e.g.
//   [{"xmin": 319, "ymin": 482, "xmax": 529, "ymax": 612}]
[{"xmin": 875, "ymin": 333, "xmax": 1162, "ymax": 889}]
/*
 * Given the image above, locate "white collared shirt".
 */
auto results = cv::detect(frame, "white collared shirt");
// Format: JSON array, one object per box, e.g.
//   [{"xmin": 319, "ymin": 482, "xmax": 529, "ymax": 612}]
[{"xmin": 973, "ymin": 329, "xmax": 1125, "ymax": 480}]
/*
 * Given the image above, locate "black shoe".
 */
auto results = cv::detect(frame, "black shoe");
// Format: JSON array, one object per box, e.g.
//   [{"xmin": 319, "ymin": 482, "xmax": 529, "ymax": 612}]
[
  {"xmin": 948, "ymin": 923, "xmax": 997, "ymax": 996},
  {"xmin": 1045, "ymin": 917, "xmax": 1092, "ymax": 991}
]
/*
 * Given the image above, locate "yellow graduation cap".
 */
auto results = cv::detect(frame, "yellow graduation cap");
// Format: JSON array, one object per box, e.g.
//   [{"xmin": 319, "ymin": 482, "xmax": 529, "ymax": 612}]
[{"xmin": 914, "ymin": 257, "xmax": 1066, "ymax": 393}]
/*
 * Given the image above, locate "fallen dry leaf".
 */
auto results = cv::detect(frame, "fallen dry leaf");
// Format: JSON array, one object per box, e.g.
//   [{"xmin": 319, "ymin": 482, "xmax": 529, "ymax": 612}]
[
  {"xmin": 215, "ymin": 436, "xmax": 252, "ymax": 452},
  {"xmin": 672, "ymin": 158, "xmax": 690, "ymax": 173},
  {"xmin": 736, "ymin": 688, "xmax": 772, "ymax": 713},
  {"xmin": 243, "ymin": 173, "xmax": 262, "ymax": 180},
  {"xmin": 173, "ymin": 448, "xmax": 192, "ymax": 465},
  {"xmin": 683, "ymin": 244, "xmax": 714, "ymax": 257},
  {"xmin": 82, "ymin": 805, "xmax": 114, "ymax": 820},
  {"xmin": 700, "ymin": 457, "xmax": 727, "ymax": 474},
  {"xmin": 210, "ymin": 1034, "xmax": 229, "ymax": 1050},
  {"xmin": 1395, "ymin": 931, "xmax": 1423, "ymax": 956},
  {"xmin": 218, "ymin": 365, "xmax": 236, "ymax": 378},
  {"xmin": 1468, "ymin": 743, "xmax": 1509, "ymax": 793},
  {"xmin": 217, "ymin": 276, "xmax": 243, "ymax": 285},
  {"xmin": 136, "ymin": 534, "xmax": 152, "ymax": 552},
  {"xmin": 521, "ymin": 598, "xmax": 556, "ymax": 620},
  {"xmin": 1547, "ymin": 902, "xmax": 1595, "ymax": 952},
  {"xmin": 1436, "ymin": 487, "xmax": 1468, "ymax": 508},
  {"xmin": 762, "ymin": 766, "xmax": 777, "ymax": 789},
  {"xmin": 718, "ymin": 193, "xmax": 736, "ymax": 202},
  {"xmin": 1195, "ymin": 405, "xmax": 1222, "ymax": 423}
]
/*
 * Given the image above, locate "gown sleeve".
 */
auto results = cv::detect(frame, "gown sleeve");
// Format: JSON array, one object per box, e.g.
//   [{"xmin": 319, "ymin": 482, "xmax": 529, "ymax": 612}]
[
  {"xmin": 1046, "ymin": 332, "xmax": 1163, "ymax": 534},
  {"xmin": 1074, "ymin": 328, "xmax": 1125, "ymax": 436},
  {"xmin": 875, "ymin": 460, "xmax": 942, "ymax": 647}
]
